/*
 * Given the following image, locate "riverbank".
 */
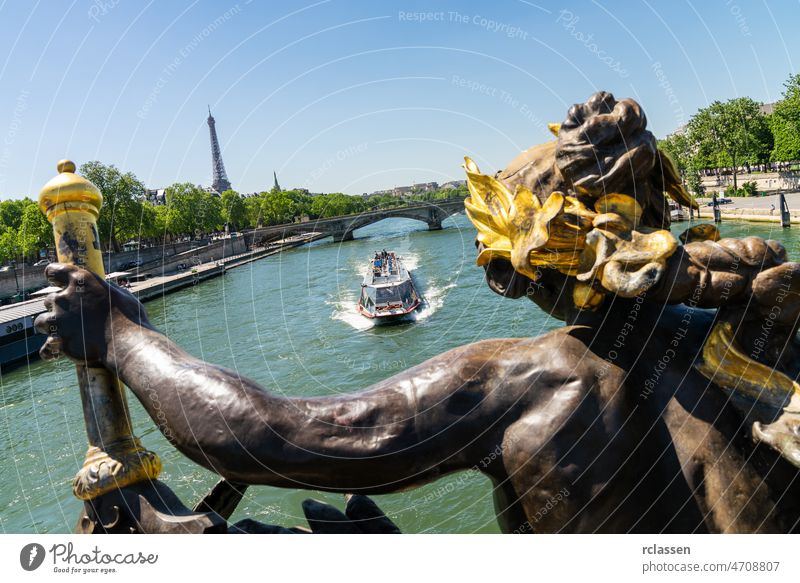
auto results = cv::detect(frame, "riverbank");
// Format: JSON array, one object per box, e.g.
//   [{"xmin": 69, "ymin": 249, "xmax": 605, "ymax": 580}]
[
  {"xmin": 0, "ymin": 232, "xmax": 323, "ymax": 370},
  {"xmin": 131, "ymin": 232, "xmax": 324, "ymax": 300},
  {"xmin": 692, "ymin": 191, "xmax": 800, "ymax": 224},
  {"xmin": 693, "ymin": 208, "xmax": 800, "ymax": 224}
]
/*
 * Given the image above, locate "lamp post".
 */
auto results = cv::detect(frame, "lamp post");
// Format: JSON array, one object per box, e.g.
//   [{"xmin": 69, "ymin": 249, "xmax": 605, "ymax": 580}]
[{"xmin": 38, "ymin": 160, "xmax": 161, "ymax": 501}]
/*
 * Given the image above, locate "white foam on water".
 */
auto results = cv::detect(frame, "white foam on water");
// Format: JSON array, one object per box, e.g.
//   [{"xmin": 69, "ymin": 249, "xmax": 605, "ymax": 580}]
[
  {"xmin": 329, "ymin": 289, "xmax": 376, "ymax": 330},
  {"xmin": 397, "ymin": 253, "xmax": 418, "ymax": 271},
  {"xmin": 412, "ymin": 280, "xmax": 456, "ymax": 322}
]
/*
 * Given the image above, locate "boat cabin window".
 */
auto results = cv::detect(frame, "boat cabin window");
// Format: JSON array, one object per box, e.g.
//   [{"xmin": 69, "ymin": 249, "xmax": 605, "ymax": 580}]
[
  {"xmin": 376, "ymin": 286, "xmax": 400, "ymax": 303},
  {"xmin": 398, "ymin": 282, "xmax": 415, "ymax": 303},
  {"xmin": 375, "ymin": 282, "xmax": 415, "ymax": 304}
]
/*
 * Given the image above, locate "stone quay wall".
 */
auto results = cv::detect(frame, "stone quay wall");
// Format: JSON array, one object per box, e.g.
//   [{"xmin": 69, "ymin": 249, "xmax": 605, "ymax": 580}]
[{"xmin": 0, "ymin": 237, "xmax": 249, "ymax": 299}]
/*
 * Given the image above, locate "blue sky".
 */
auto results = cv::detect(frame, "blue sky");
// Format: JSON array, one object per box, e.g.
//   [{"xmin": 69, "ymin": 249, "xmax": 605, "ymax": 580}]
[{"xmin": 0, "ymin": 0, "xmax": 797, "ymax": 198}]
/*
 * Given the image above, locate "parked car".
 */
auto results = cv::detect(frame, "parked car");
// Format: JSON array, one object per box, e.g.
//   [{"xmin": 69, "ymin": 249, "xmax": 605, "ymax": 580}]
[
  {"xmin": 0, "ymin": 265, "xmax": 11, "ymax": 272},
  {"xmin": 705, "ymin": 197, "xmax": 734, "ymax": 206},
  {"xmin": 119, "ymin": 259, "xmax": 143, "ymax": 270},
  {"xmin": 33, "ymin": 259, "xmax": 50, "ymax": 266}
]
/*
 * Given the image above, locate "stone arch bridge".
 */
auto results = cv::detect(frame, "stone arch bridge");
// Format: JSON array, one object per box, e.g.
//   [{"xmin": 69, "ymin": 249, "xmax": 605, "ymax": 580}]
[{"xmin": 249, "ymin": 197, "xmax": 466, "ymax": 244}]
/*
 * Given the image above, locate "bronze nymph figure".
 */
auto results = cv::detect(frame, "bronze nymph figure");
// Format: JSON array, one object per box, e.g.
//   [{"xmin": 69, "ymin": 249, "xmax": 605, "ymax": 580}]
[{"xmin": 37, "ymin": 92, "xmax": 800, "ymax": 533}]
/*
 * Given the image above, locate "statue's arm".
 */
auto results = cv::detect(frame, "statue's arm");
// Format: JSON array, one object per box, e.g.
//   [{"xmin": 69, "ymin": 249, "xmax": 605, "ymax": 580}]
[
  {"xmin": 650, "ymin": 236, "xmax": 800, "ymax": 319},
  {"xmin": 482, "ymin": 236, "xmax": 800, "ymax": 321},
  {"xmin": 33, "ymin": 264, "xmax": 527, "ymax": 491}
]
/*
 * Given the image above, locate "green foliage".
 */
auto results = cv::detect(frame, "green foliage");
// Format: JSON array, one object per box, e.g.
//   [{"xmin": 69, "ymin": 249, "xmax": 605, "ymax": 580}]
[
  {"xmin": 724, "ymin": 181, "xmax": 758, "ymax": 197},
  {"xmin": 79, "ymin": 161, "xmax": 147, "ymax": 251},
  {"xmin": 163, "ymin": 183, "xmax": 223, "ymax": 237},
  {"xmin": 1, "ymin": 163, "xmax": 464, "ymax": 262},
  {"xmin": 244, "ymin": 196, "xmax": 263, "ymax": 228},
  {"xmin": 0, "ymin": 228, "xmax": 19, "ymax": 264},
  {"xmin": 407, "ymin": 185, "xmax": 469, "ymax": 202},
  {"xmin": 770, "ymin": 73, "xmax": 800, "ymax": 162},
  {"xmin": 310, "ymin": 193, "xmax": 367, "ymax": 219},
  {"xmin": 153, "ymin": 204, "xmax": 170, "ymax": 235},
  {"xmin": 136, "ymin": 201, "xmax": 163, "ymax": 241},
  {"xmin": 362, "ymin": 186, "xmax": 467, "ymax": 211},
  {"xmin": 688, "ymin": 97, "xmax": 771, "ymax": 168},
  {"xmin": 741, "ymin": 181, "xmax": 758, "ymax": 196},
  {"xmin": 658, "ymin": 134, "xmax": 705, "ymax": 197},
  {"xmin": 686, "ymin": 173, "xmax": 705, "ymax": 197},
  {"xmin": 220, "ymin": 190, "xmax": 247, "ymax": 231},
  {"xmin": 365, "ymin": 193, "xmax": 406, "ymax": 210},
  {"xmin": 0, "ymin": 199, "xmax": 27, "ymax": 231},
  {"xmin": 0, "ymin": 198, "xmax": 54, "ymax": 263},
  {"xmin": 260, "ymin": 190, "xmax": 298, "ymax": 224},
  {"xmin": 284, "ymin": 189, "xmax": 313, "ymax": 219},
  {"xmin": 687, "ymin": 97, "xmax": 772, "ymax": 191},
  {"xmin": 18, "ymin": 200, "xmax": 53, "ymax": 256},
  {"xmin": 0, "ymin": 160, "xmax": 467, "ymax": 264},
  {"xmin": 659, "ymin": 134, "xmax": 692, "ymax": 174}
]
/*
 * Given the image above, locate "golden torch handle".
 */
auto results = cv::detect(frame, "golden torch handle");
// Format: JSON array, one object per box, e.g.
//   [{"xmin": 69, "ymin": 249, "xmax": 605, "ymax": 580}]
[{"xmin": 39, "ymin": 160, "xmax": 160, "ymax": 501}]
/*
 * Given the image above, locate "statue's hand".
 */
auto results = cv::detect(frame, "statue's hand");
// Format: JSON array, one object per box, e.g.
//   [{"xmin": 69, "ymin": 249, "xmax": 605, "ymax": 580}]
[
  {"xmin": 230, "ymin": 494, "xmax": 402, "ymax": 534},
  {"xmin": 33, "ymin": 263, "xmax": 149, "ymax": 366}
]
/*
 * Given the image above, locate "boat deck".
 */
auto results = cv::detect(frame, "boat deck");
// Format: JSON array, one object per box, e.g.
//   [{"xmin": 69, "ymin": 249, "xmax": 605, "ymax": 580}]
[{"xmin": 365, "ymin": 252, "xmax": 408, "ymax": 286}]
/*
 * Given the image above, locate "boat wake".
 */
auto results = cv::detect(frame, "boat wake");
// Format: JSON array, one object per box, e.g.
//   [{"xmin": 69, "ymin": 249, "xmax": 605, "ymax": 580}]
[
  {"xmin": 330, "ymin": 290, "xmax": 376, "ymax": 330},
  {"xmin": 329, "ymin": 250, "xmax": 456, "ymax": 330},
  {"xmin": 412, "ymin": 280, "xmax": 456, "ymax": 322}
]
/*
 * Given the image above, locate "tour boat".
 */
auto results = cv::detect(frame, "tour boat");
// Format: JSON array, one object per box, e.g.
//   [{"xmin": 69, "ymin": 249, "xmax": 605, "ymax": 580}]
[{"xmin": 357, "ymin": 251, "xmax": 421, "ymax": 323}]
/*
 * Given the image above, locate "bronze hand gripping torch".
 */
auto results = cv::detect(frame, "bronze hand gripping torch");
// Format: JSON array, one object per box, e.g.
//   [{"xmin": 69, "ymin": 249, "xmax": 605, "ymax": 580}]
[{"xmin": 38, "ymin": 160, "xmax": 161, "ymax": 501}]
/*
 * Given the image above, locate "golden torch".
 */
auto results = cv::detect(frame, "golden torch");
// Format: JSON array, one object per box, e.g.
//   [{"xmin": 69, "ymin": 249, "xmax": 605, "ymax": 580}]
[{"xmin": 38, "ymin": 160, "xmax": 161, "ymax": 501}]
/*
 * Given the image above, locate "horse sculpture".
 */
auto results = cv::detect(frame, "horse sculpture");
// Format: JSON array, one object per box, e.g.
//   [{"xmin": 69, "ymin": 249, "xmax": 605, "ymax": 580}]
[{"xmin": 37, "ymin": 92, "xmax": 800, "ymax": 533}]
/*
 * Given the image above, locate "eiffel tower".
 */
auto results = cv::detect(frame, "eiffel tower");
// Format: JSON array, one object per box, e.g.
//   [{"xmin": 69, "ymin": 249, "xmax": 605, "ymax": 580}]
[{"xmin": 207, "ymin": 106, "xmax": 231, "ymax": 193}]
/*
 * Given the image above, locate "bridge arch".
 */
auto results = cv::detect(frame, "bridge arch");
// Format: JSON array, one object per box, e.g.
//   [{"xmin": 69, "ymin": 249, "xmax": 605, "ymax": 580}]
[
  {"xmin": 331, "ymin": 202, "xmax": 464, "ymax": 242},
  {"xmin": 250, "ymin": 198, "xmax": 466, "ymax": 244}
]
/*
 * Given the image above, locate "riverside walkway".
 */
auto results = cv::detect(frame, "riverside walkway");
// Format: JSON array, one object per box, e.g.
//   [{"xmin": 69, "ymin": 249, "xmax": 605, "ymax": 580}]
[{"xmin": 0, "ymin": 232, "xmax": 322, "ymax": 369}]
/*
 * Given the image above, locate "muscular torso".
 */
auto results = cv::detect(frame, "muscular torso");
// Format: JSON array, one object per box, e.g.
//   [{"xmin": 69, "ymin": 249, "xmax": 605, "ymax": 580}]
[{"xmin": 474, "ymin": 302, "xmax": 800, "ymax": 533}]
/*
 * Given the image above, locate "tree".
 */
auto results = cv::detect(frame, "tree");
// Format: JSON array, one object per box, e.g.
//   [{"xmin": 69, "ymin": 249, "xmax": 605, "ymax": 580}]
[
  {"xmin": 0, "ymin": 199, "xmax": 27, "ymax": 231},
  {"xmin": 136, "ymin": 201, "xmax": 164, "ymax": 242},
  {"xmin": 310, "ymin": 193, "xmax": 367, "ymax": 218},
  {"xmin": 770, "ymin": 73, "xmax": 800, "ymax": 162},
  {"xmin": 220, "ymin": 189, "xmax": 247, "ymax": 231},
  {"xmin": 284, "ymin": 189, "xmax": 313, "ymax": 219},
  {"xmin": 260, "ymin": 190, "xmax": 296, "ymax": 225},
  {"xmin": 79, "ymin": 161, "xmax": 146, "ymax": 251},
  {"xmin": 199, "ymin": 191, "xmax": 223, "ymax": 234},
  {"xmin": 153, "ymin": 204, "xmax": 170, "ymax": 237},
  {"xmin": 687, "ymin": 97, "xmax": 771, "ymax": 192},
  {"xmin": 243, "ymin": 196, "xmax": 263, "ymax": 228},
  {"xmin": 0, "ymin": 198, "xmax": 54, "ymax": 263},
  {"xmin": 0, "ymin": 227, "xmax": 20, "ymax": 264},
  {"xmin": 18, "ymin": 199, "xmax": 53, "ymax": 258},
  {"xmin": 164, "ymin": 183, "xmax": 222, "ymax": 237}
]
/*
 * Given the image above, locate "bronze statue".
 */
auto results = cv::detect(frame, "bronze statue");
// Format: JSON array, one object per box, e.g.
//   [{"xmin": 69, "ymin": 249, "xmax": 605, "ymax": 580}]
[{"xmin": 36, "ymin": 92, "xmax": 800, "ymax": 533}]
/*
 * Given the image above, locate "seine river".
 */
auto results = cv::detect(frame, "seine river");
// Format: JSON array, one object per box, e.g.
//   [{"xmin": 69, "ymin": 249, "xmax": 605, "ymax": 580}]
[{"xmin": 2, "ymin": 214, "xmax": 799, "ymax": 533}]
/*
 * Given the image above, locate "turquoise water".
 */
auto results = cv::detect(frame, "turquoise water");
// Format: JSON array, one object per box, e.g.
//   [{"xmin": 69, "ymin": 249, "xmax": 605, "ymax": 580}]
[{"xmin": 1, "ymin": 215, "xmax": 798, "ymax": 533}]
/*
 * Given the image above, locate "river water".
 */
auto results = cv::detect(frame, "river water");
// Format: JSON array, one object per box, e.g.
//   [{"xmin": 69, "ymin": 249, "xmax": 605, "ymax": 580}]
[{"xmin": 2, "ymin": 214, "xmax": 799, "ymax": 533}]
